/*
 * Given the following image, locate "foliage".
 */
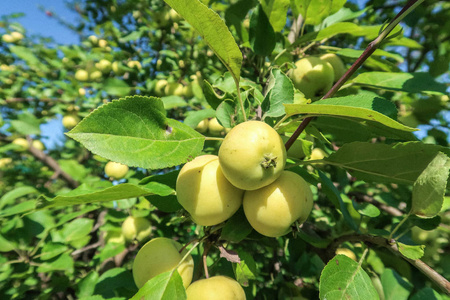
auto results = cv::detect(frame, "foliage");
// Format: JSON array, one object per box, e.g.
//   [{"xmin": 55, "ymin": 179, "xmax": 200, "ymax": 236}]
[{"xmin": 0, "ymin": 0, "xmax": 449, "ymax": 299}]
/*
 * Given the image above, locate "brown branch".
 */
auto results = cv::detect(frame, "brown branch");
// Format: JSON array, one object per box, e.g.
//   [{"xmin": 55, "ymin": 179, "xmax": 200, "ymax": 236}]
[
  {"xmin": 349, "ymin": 192, "xmax": 403, "ymax": 217},
  {"xmin": 288, "ymin": 14, "xmax": 304, "ymax": 44},
  {"xmin": 26, "ymin": 137, "xmax": 79, "ymax": 188},
  {"xmin": 71, "ymin": 241, "xmax": 102, "ymax": 256}
]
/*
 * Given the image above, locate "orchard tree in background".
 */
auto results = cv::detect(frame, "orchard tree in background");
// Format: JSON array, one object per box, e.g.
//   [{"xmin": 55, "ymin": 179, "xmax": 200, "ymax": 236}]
[{"xmin": 0, "ymin": 0, "xmax": 449, "ymax": 299}]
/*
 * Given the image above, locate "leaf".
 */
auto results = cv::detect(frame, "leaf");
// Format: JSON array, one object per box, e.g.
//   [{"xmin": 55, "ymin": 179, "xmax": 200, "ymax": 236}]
[
  {"xmin": 337, "ymin": 48, "xmax": 404, "ymax": 63},
  {"xmin": 352, "ymin": 199, "xmax": 381, "ymax": 218},
  {"xmin": 10, "ymin": 112, "xmax": 41, "ymax": 135},
  {"xmin": 61, "ymin": 218, "xmax": 94, "ymax": 242},
  {"xmin": 396, "ymin": 242, "xmax": 424, "ymax": 260},
  {"xmin": 66, "ymin": 96, "xmax": 204, "ymax": 169},
  {"xmin": 380, "ymin": 268, "xmax": 412, "ymax": 300},
  {"xmin": 300, "ymin": 0, "xmax": 346, "ymax": 25},
  {"xmin": 164, "ymin": 0, "xmax": 242, "ymax": 82},
  {"xmin": 36, "ymin": 253, "xmax": 74, "ymax": 273},
  {"xmin": 131, "ymin": 270, "xmax": 186, "ymax": 300},
  {"xmin": 184, "ymin": 109, "xmax": 216, "ymax": 129},
  {"xmin": 352, "ymin": 72, "xmax": 447, "ymax": 95},
  {"xmin": 0, "ymin": 186, "xmax": 38, "ymax": 210},
  {"xmin": 40, "ymin": 242, "xmax": 69, "ymax": 260},
  {"xmin": 0, "ymin": 200, "xmax": 36, "ymax": 217},
  {"xmin": 36, "ymin": 181, "xmax": 173, "ymax": 209},
  {"xmin": 262, "ymin": 68, "xmax": 294, "ymax": 118},
  {"xmin": 233, "ymin": 250, "xmax": 258, "ymax": 287},
  {"xmin": 218, "ymin": 245, "xmax": 241, "ymax": 263},
  {"xmin": 249, "ymin": 4, "xmax": 276, "ymax": 56},
  {"xmin": 94, "ymin": 268, "xmax": 136, "ymax": 298},
  {"xmin": 322, "ymin": 6, "xmax": 371, "ymax": 27},
  {"xmin": 324, "ymin": 142, "xmax": 450, "ymax": 186},
  {"xmin": 220, "ymin": 208, "xmax": 253, "ymax": 243},
  {"xmin": 410, "ymin": 287, "xmax": 442, "ymax": 300},
  {"xmin": 10, "ymin": 45, "xmax": 49, "ymax": 71},
  {"xmin": 411, "ymin": 152, "xmax": 450, "ymax": 218},
  {"xmin": 103, "ymin": 78, "xmax": 131, "ymax": 97},
  {"xmin": 319, "ymin": 255, "xmax": 379, "ymax": 300},
  {"xmin": 161, "ymin": 96, "xmax": 187, "ymax": 110},
  {"xmin": 142, "ymin": 171, "xmax": 182, "ymax": 213},
  {"xmin": 259, "ymin": 0, "xmax": 290, "ymax": 32}
]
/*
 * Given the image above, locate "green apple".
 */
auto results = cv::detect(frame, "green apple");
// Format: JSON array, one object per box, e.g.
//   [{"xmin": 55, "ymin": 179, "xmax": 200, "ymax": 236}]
[
  {"xmin": 121, "ymin": 216, "xmax": 152, "ymax": 242},
  {"xmin": 62, "ymin": 115, "xmax": 80, "ymax": 130},
  {"xmin": 280, "ymin": 135, "xmax": 308, "ymax": 160},
  {"xmin": 2, "ymin": 34, "xmax": 14, "ymax": 43},
  {"xmin": 310, "ymin": 148, "xmax": 327, "ymax": 161},
  {"xmin": 89, "ymin": 70, "xmax": 103, "ymax": 81},
  {"xmin": 75, "ymin": 69, "xmax": 89, "ymax": 82},
  {"xmin": 208, "ymin": 118, "xmax": 225, "ymax": 136},
  {"xmin": 164, "ymin": 82, "xmax": 184, "ymax": 96},
  {"xmin": 186, "ymin": 276, "xmax": 246, "ymax": 300},
  {"xmin": 133, "ymin": 237, "xmax": 194, "ymax": 289},
  {"xmin": 154, "ymin": 79, "xmax": 168, "ymax": 97},
  {"xmin": 319, "ymin": 53, "xmax": 346, "ymax": 82},
  {"xmin": 88, "ymin": 35, "xmax": 98, "ymax": 45},
  {"xmin": 103, "ymin": 230, "xmax": 125, "ymax": 244},
  {"xmin": 127, "ymin": 60, "xmax": 142, "ymax": 70},
  {"xmin": 11, "ymin": 32, "xmax": 24, "ymax": 42},
  {"xmin": 12, "ymin": 138, "xmax": 29, "ymax": 152},
  {"xmin": 289, "ymin": 57, "xmax": 334, "ymax": 99},
  {"xmin": 104, "ymin": 161, "xmax": 129, "ymax": 180},
  {"xmin": 336, "ymin": 248, "xmax": 357, "ymax": 261},
  {"xmin": 78, "ymin": 88, "xmax": 86, "ymax": 96},
  {"xmin": 182, "ymin": 84, "xmax": 194, "ymax": 98},
  {"xmin": 32, "ymin": 140, "xmax": 45, "ymax": 151},
  {"xmin": 112, "ymin": 61, "xmax": 125, "ymax": 75},
  {"xmin": 168, "ymin": 9, "xmax": 182, "ymax": 22},
  {"xmin": 98, "ymin": 39, "xmax": 108, "ymax": 48},
  {"xmin": 195, "ymin": 119, "xmax": 209, "ymax": 134},
  {"xmin": 96, "ymin": 59, "xmax": 112, "ymax": 73}
]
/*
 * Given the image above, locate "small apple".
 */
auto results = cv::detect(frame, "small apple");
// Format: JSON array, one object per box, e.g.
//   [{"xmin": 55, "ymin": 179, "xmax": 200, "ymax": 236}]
[
  {"xmin": 310, "ymin": 148, "xmax": 327, "ymax": 161},
  {"xmin": 104, "ymin": 161, "xmax": 129, "ymax": 180},
  {"xmin": 133, "ymin": 237, "xmax": 194, "ymax": 289},
  {"xmin": 32, "ymin": 140, "xmax": 45, "ymax": 151},
  {"xmin": 95, "ymin": 59, "xmax": 112, "ymax": 73},
  {"xmin": 127, "ymin": 60, "xmax": 142, "ymax": 70},
  {"xmin": 88, "ymin": 35, "xmax": 98, "ymax": 45},
  {"xmin": 186, "ymin": 276, "xmax": 246, "ymax": 300},
  {"xmin": 195, "ymin": 119, "xmax": 209, "ymax": 134},
  {"xmin": 164, "ymin": 82, "xmax": 184, "ymax": 96},
  {"xmin": 336, "ymin": 248, "xmax": 357, "ymax": 261},
  {"xmin": 208, "ymin": 118, "xmax": 225, "ymax": 136},
  {"xmin": 112, "ymin": 61, "xmax": 125, "ymax": 75},
  {"xmin": 98, "ymin": 39, "xmax": 108, "ymax": 48},
  {"xmin": 89, "ymin": 70, "xmax": 103, "ymax": 81},
  {"xmin": 74, "ymin": 69, "xmax": 89, "ymax": 82},
  {"xmin": 103, "ymin": 230, "xmax": 125, "ymax": 244},
  {"xmin": 319, "ymin": 53, "xmax": 346, "ymax": 82},
  {"xmin": 0, "ymin": 158, "xmax": 12, "ymax": 168},
  {"xmin": 11, "ymin": 32, "xmax": 24, "ymax": 42},
  {"xmin": 2, "ymin": 34, "xmax": 14, "ymax": 43},
  {"xmin": 280, "ymin": 135, "xmax": 308, "ymax": 160},
  {"xmin": 182, "ymin": 84, "xmax": 194, "ymax": 98},
  {"xmin": 12, "ymin": 138, "xmax": 29, "ymax": 152},
  {"xmin": 62, "ymin": 115, "xmax": 80, "ymax": 130},
  {"xmin": 168, "ymin": 9, "xmax": 182, "ymax": 22},
  {"xmin": 154, "ymin": 79, "xmax": 168, "ymax": 97},
  {"xmin": 121, "ymin": 216, "xmax": 152, "ymax": 242},
  {"xmin": 289, "ymin": 57, "xmax": 334, "ymax": 99},
  {"xmin": 78, "ymin": 88, "xmax": 86, "ymax": 96}
]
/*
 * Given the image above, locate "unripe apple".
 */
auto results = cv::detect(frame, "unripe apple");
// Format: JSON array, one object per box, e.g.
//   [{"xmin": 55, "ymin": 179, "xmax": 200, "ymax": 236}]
[
  {"xmin": 88, "ymin": 35, "xmax": 98, "ymax": 45},
  {"xmin": 280, "ymin": 136, "xmax": 307, "ymax": 160},
  {"xmin": 0, "ymin": 158, "xmax": 12, "ymax": 168},
  {"xmin": 133, "ymin": 237, "xmax": 194, "ymax": 289},
  {"xmin": 104, "ymin": 161, "xmax": 129, "ymax": 180},
  {"xmin": 164, "ymin": 82, "xmax": 184, "ymax": 96},
  {"xmin": 12, "ymin": 138, "xmax": 29, "ymax": 152},
  {"xmin": 32, "ymin": 140, "xmax": 45, "ymax": 151},
  {"xmin": 98, "ymin": 39, "xmax": 108, "ymax": 48},
  {"xmin": 178, "ymin": 60, "xmax": 185, "ymax": 69},
  {"xmin": 103, "ymin": 231, "xmax": 125, "ymax": 244},
  {"xmin": 310, "ymin": 148, "xmax": 327, "ymax": 161},
  {"xmin": 182, "ymin": 84, "xmax": 194, "ymax": 98},
  {"xmin": 168, "ymin": 8, "xmax": 182, "ymax": 22},
  {"xmin": 127, "ymin": 60, "xmax": 142, "ymax": 70},
  {"xmin": 96, "ymin": 59, "xmax": 112, "ymax": 73},
  {"xmin": 62, "ymin": 115, "xmax": 80, "ymax": 130},
  {"xmin": 208, "ymin": 118, "xmax": 225, "ymax": 136},
  {"xmin": 2, "ymin": 34, "xmax": 14, "ymax": 43},
  {"xmin": 154, "ymin": 79, "xmax": 168, "ymax": 97},
  {"xmin": 195, "ymin": 119, "xmax": 209, "ymax": 134},
  {"xmin": 319, "ymin": 53, "xmax": 346, "ymax": 82},
  {"xmin": 11, "ymin": 32, "xmax": 24, "ymax": 42},
  {"xmin": 289, "ymin": 57, "xmax": 334, "ymax": 99},
  {"xmin": 186, "ymin": 276, "xmax": 246, "ymax": 300},
  {"xmin": 89, "ymin": 70, "xmax": 103, "ymax": 81},
  {"xmin": 75, "ymin": 69, "xmax": 89, "ymax": 82},
  {"xmin": 243, "ymin": 171, "xmax": 313, "ymax": 237},
  {"xmin": 78, "ymin": 88, "xmax": 86, "ymax": 96},
  {"xmin": 112, "ymin": 61, "xmax": 125, "ymax": 75},
  {"xmin": 121, "ymin": 216, "xmax": 152, "ymax": 242},
  {"xmin": 176, "ymin": 155, "xmax": 244, "ymax": 226},
  {"xmin": 336, "ymin": 248, "xmax": 357, "ymax": 261}
]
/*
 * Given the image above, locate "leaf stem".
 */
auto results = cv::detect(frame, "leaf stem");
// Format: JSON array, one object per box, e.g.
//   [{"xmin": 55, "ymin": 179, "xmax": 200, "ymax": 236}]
[
  {"xmin": 204, "ymin": 137, "xmax": 224, "ymax": 141},
  {"xmin": 388, "ymin": 212, "xmax": 411, "ymax": 240},
  {"xmin": 235, "ymin": 79, "xmax": 247, "ymax": 122}
]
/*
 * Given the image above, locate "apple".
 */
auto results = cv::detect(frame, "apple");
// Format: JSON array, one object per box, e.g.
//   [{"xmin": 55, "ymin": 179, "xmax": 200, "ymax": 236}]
[
  {"xmin": 164, "ymin": 82, "xmax": 184, "ymax": 96},
  {"xmin": 11, "ymin": 32, "xmax": 24, "ymax": 42},
  {"xmin": 95, "ymin": 59, "xmax": 112, "ymax": 73},
  {"xmin": 319, "ymin": 53, "xmax": 346, "ymax": 82},
  {"xmin": 104, "ymin": 161, "xmax": 129, "ymax": 180},
  {"xmin": 336, "ymin": 248, "xmax": 357, "ymax": 261},
  {"xmin": 112, "ymin": 61, "xmax": 125, "ymax": 75},
  {"xmin": 280, "ymin": 136, "xmax": 308, "ymax": 160},
  {"xmin": 310, "ymin": 148, "xmax": 327, "ymax": 161},
  {"xmin": 182, "ymin": 84, "xmax": 194, "ymax": 98},
  {"xmin": 2, "ymin": 34, "xmax": 15, "ymax": 43},
  {"xmin": 127, "ymin": 60, "xmax": 142, "ymax": 70},
  {"xmin": 32, "ymin": 140, "xmax": 45, "ymax": 151},
  {"xmin": 88, "ymin": 35, "xmax": 98, "ymax": 45},
  {"xmin": 98, "ymin": 39, "xmax": 108, "ymax": 48},
  {"xmin": 195, "ymin": 119, "xmax": 209, "ymax": 134},
  {"xmin": 62, "ymin": 115, "xmax": 80, "ymax": 130},
  {"xmin": 186, "ymin": 276, "xmax": 245, "ymax": 300},
  {"xmin": 75, "ymin": 69, "xmax": 89, "ymax": 82},
  {"xmin": 12, "ymin": 138, "xmax": 29, "ymax": 152},
  {"xmin": 78, "ymin": 88, "xmax": 86, "ymax": 96},
  {"xmin": 154, "ymin": 79, "xmax": 168, "ymax": 97},
  {"xmin": 0, "ymin": 158, "xmax": 12, "ymax": 168},
  {"xmin": 133, "ymin": 237, "xmax": 194, "ymax": 289},
  {"xmin": 169, "ymin": 9, "xmax": 182, "ymax": 22},
  {"xmin": 103, "ymin": 231, "xmax": 125, "ymax": 244},
  {"xmin": 176, "ymin": 155, "xmax": 244, "ymax": 226},
  {"xmin": 121, "ymin": 216, "xmax": 152, "ymax": 242},
  {"xmin": 243, "ymin": 171, "xmax": 313, "ymax": 237},
  {"xmin": 208, "ymin": 118, "xmax": 225, "ymax": 136},
  {"xmin": 89, "ymin": 70, "xmax": 103, "ymax": 81},
  {"xmin": 289, "ymin": 57, "xmax": 334, "ymax": 99}
]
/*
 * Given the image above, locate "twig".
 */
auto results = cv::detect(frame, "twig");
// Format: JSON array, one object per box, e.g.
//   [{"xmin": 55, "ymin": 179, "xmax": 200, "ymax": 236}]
[
  {"xmin": 202, "ymin": 242, "xmax": 212, "ymax": 279},
  {"xmin": 349, "ymin": 192, "xmax": 403, "ymax": 217},
  {"xmin": 71, "ymin": 241, "xmax": 102, "ymax": 256}
]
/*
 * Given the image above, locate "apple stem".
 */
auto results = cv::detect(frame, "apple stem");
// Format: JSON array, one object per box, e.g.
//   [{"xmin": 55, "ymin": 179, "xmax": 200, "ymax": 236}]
[{"xmin": 285, "ymin": 0, "xmax": 425, "ymax": 151}]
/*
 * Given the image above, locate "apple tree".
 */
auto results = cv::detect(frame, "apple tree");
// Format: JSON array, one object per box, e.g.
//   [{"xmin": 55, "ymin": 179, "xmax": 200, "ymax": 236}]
[{"xmin": 0, "ymin": 0, "xmax": 449, "ymax": 299}]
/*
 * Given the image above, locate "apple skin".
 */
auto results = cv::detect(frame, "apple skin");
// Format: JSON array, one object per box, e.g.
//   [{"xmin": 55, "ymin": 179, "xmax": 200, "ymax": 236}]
[
  {"xmin": 88, "ymin": 35, "xmax": 98, "ymax": 45},
  {"xmin": 12, "ymin": 138, "xmax": 29, "ymax": 152},
  {"xmin": 289, "ymin": 57, "xmax": 334, "ymax": 99},
  {"xmin": 2, "ymin": 34, "xmax": 15, "ymax": 43},
  {"xmin": 154, "ymin": 79, "xmax": 168, "ymax": 97},
  {"xmin": 243, "ymin": 171, "xmax": 313, "ymax": 237},
  {"xmin": 104, "ymin": 161, "xmax": 129, "ymax": 180},
  {"xmin": 336, "ymin": 248, "xmax": 357, "ymax": 261},
  {"xmin": 62, "ymin": 115, "xmax": 80, "ymax": 130},
  {"xmin": 310, "ymin": 148, "xmax": 327, "ymax": 161},
  {"xmin": 132, "ymin": 237, "xmax": 194, "ymax": 289},
  {"xmin": 164, "ymin": 82, "xmax": 184, "ymax": 96},
  {"xmin": 96, "ymin": 59, "xmax": 112, "ymax": 73},
  {"xmin": 75, "ymin": 69, "xmax": 89, "ymax": 82},
  {"xmin": 176, "ymin": 155, "xmax": 244, "ymax": 226},
  {"xmin": 121, "ymin": 216, "xmax": 152, "ymax": 242},
  {"xmin": 112, "ymin": 61, "xmax": 125, "ymax": 75},
  {"xmin": 78, "ymin": 88, "xmax": 86, "ymax": 96},
  {"xmin": 31, "ymin": 140, "xmax": 45, "ymax": 151},
  {"xmin": 89, "ymin": 70, "xmax": 103, "ymax": 81},
  {"xmin": 208, "ymin": 118, "xmax": 225, "ymax": 136},
  {"xmin": 319, "ymin": 53, "xmax": 346, "ymax": 82},
  {"xmin": 195, "ymin": 119, "xmax": 209, "ymax": 134},
  {"xmin": 218, "ymin": 121, "xmax": 286, "ymax": 191},
  {"xmin": 186, "ymin": 276, "xmax": 246, "ymax": 300},
  {"xmin": 127, "ymin": 60, "xmax": 142, "ymax": 70},
  {"xmin": 98, "ymin": 39, "xmax": 108, "ymax": 48},
  {"xmin": 103, "ymin": 231, "xmax": 125, "ymax": 244}
]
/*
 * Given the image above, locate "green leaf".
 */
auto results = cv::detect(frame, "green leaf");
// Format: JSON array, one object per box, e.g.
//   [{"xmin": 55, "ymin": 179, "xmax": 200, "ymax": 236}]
[
  {"xmin": 161, "ymin": 96, "xmax": 187, "ymax": 110},
  {"xmin": 352, "ymin": 72, "xmax": 447, "ymax": 95},
  {"xmin": 0, "ymin": 234, "xmax": 16, "ymax": 252},
  {"xmin": 10, "ymin": 45, "xmax": 49, "ymax": 71},
  {"xmin": 337, "ymin": 48, "xmax": 404, "ymax": 63},
  {"xmin": 0, "ymin": 186, "xmax": 38, "ymax": 210},
  {"xmin": 262, "ymin": 68, "xmax": 294, "ymax": 117},
  {"xmin": 94, "ymin": 268, "xmax": 136, "ymax": 298},
  {"xmin": 36, "ymin": 253, "xmax": 74, "ymax": 273},
  {"xmin": 300, "ymin": 0, "xmax": 346, "ymax": 25},
  {"xmin": 0, "ymin": 200, "xmax": 36, "ymax": 217},
  {"xmin": 66, "ymin": 96, "xmax": 205, "ymax": 169},
  {"xmin": 131, "ymin": 270, "xmax": 187, "ymax": 300},
  {"xmin": 164, "ymin": 0, "xmax": 242, "ymax": 82},
  {"xmin": 10, "ymin": 112, "xmax": 41, "ymax": 135},
  {"xmin": 324, "ymin": 142, "xmax": 450, "ymax": 186},
  {"xmin": 142, "ymin": 171, "xmax": 182, "ymax": 213},
  {"xmin": 260, "ymin": 0, "xmax": 290, "ymax": 32},
  {"xmin": 319, "ymin": 255, "xmax": 379, "ymax": 300},
  {"xmin": 381, "ymin": 268, "xmax": 412, "ymax": 300},
  {"xmin": 61, "ymin": 218, "xmax": 94, "ymax": 242},
  {"xmin": 36, "ymin": 181, "xmax": 173, "ymax": 209},
  {"xmin": 184, "ymin": 109, "xmax": 216, "ymax": 128},
  {"xmin": 249, "ymin": 4, "xmax": 276, "ymax": 56},
  {"xmin": 396, "ymin": 242, "xmax": 424, "ymax": 260},
  {"xmin": 103, "ymin": 78, "xmax": 131, "ymax": 97},
  {"xmin": 58, "ymin": 159, "xmax": 90, "ymax": 182},
  {"xmin": 411, "ymin": 152, "xmax": 450, "ymax": 218},
  {"xmin": 76, "ymin": 271, "xmax": 100, "ymax": 298},
  {"xmin": 40, "ymin": 242, "xmax": 69, "ymax": 260},
  {"xmin": 233, "ymin": 250, "xmax": 258, "ymax": 287},
  {"xmin": 410, "ymin": 287, "xmax": 442, "ymax": 300},
  {"xmin": 323, "ymin": 6, "xmax": 371, "ymax": 27},
  {"xmin": 220, "ymin": 208, "xmax": 253, "ymax": 243},
  {"xmin": 352, "ymin": 199, "xmax": 381, "ymax": 218}
]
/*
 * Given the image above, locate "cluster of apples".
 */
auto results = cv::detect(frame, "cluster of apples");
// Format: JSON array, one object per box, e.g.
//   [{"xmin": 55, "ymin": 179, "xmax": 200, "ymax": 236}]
[
  {"xmin": 195, "ymin": 117, "xmax": 227, "ymax": 136},
  {"xmin": 289, "ymin": 53, "xmax": 346, "ymax": 99},
  {"xmin": 153, "ymin": 77, "xmax": 195, "ymax": 98},
  {"xmin": 2, "ymin": 32, "xmax": 24, "ymax": 43},
  {"xmin": 177, "ymin": 120, "xmax": 314, "ymax": 238}
]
